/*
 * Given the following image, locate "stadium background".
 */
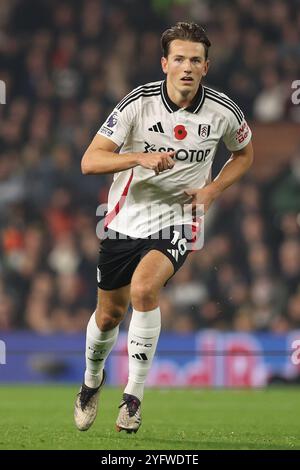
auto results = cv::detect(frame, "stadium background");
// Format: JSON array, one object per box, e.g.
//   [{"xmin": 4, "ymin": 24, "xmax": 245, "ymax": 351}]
[{"xmin": 0, "ymin": 0, "xmax": 300, "ymax": 388}]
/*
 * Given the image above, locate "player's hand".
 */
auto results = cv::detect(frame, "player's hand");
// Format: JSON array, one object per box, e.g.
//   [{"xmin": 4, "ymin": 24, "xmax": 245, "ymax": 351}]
[
  {"xmin": 136, "ymin": 151, "xmax": 175, "ymax": 175},
  {"xmin": 184, "ymin": 183, "xmax": 221, "ymax": 214}
]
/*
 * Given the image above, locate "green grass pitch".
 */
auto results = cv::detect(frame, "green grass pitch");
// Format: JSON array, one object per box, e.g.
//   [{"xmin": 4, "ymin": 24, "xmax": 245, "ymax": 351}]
[{"xmin": 0, "ymin": 386, "xmax": 299, "ymax": 450}]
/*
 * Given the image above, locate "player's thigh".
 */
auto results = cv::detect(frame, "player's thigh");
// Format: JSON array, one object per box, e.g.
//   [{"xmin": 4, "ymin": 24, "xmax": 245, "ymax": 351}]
[
  {"xmin": 131, "ymin": 250, "xmax": 174, "ymax": 295},
  {"xmin": 96, "ymin": 284, "xmax": 131, "ymax": 327}
]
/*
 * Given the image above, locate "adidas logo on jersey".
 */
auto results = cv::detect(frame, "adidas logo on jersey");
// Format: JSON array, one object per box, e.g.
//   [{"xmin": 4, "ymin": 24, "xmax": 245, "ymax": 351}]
[
  {"xmin": 167, "ymin": 249, "xmax": 179, "ymax": 261},
  {"xmin": 148, "ymin": 122, "xmax": 164, "ymax": 133}
]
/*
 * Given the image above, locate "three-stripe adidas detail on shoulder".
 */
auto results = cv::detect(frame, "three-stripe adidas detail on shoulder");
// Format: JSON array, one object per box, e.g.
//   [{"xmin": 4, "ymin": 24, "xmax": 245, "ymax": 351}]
[
  {"xmin": 204, "ymin": 87, "xmax": 244, "ymax": 125},
  {"xmin": 115, "ymin": 82, "xmax": 245, "ymax": 125},
  {"xmin": 117, "ymin": 84, "xmax": 161, "ymax": 112}
]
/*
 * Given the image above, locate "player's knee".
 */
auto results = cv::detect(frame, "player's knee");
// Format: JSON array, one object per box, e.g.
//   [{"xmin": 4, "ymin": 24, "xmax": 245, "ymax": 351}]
[
  {"xmin": 131, "ymin": 282, "xmax": 158, "ymax": 308},
  {"xmin": 96, "ymin": 308, "xmax": 124, "ymax": 331}
]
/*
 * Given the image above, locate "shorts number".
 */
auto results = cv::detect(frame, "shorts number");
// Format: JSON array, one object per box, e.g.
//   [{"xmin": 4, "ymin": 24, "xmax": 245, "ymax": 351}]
[{"xmin": 171, "ymin": 230, "xmax": 187, "ymax": 256}]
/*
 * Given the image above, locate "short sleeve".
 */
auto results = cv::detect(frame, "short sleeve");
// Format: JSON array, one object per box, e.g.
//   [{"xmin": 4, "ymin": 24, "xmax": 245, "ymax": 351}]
[
  {"xmin": 97, "ymin": 98, "xmax": 136, "ymax": 146},
  {"xmin": 222, "ymin": 105, "xmax": 252, "ymax": 152}
]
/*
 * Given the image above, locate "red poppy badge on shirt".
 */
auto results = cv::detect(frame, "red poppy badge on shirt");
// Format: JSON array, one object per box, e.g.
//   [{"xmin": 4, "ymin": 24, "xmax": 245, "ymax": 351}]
[{"xmin": 174, "ymin": 124, "xmax": 187, "ymax": 140}]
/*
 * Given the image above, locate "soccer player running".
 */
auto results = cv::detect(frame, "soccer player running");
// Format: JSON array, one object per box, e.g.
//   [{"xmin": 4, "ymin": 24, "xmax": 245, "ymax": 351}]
[{"xmin": 74, "ymin": 22, "xmax": 253, "ymax": 433}]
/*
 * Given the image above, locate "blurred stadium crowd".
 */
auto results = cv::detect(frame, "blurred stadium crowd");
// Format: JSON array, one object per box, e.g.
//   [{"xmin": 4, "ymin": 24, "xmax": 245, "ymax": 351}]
[{"xmin": 0, "ymin": 0, "xmax": 299, "ymax": 333}]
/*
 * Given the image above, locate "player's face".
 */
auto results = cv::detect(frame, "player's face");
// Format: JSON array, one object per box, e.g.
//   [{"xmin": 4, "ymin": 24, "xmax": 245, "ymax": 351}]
[{"xmin": 161, "ymin": 40, "xmax": 209, "ymax": 96}]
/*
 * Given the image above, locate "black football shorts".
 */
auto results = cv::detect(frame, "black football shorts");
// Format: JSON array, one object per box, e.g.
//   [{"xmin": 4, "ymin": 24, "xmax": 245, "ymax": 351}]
[{"xmin": 97, "ymin": 225, "xmax": 196, "ymax": 290}]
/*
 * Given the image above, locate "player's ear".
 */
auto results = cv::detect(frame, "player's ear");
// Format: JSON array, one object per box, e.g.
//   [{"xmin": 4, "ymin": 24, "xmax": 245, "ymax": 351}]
[
  {"xmin": 161, "ymin": 56, "xmax": 168, "ymax": 74},
  {"xmin": 202, "ymin": 59, "xmax": 210, "ymax": 77}
]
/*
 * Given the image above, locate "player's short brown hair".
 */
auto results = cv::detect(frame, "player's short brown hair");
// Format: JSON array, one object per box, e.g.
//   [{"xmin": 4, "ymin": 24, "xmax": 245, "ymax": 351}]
[{"xmin": 161, "ymin": 22, "xmax": 211, "ymax": 60}]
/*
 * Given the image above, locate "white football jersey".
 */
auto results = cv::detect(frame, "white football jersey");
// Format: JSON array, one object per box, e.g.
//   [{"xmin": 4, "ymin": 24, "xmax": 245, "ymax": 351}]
[{"xmin": 97, "ymin": 80, "xmax": 252, "ymax": 237}]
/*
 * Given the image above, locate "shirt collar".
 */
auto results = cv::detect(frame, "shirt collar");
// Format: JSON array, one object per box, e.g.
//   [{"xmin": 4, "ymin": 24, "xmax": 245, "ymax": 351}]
[{"xmin": 160, "ymin": 80, "xmax": 205, "ymax": 114}]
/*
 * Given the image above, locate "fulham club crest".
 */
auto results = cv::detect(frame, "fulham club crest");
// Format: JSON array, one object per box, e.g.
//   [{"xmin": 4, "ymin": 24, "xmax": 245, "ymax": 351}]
[{"xmin": 198, "ymin": 124, "xmax": 211, "ymax": 140}]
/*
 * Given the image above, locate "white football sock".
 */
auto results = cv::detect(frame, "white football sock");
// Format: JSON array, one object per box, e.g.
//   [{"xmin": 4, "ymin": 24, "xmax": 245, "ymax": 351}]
[
  {"xmin": 124, "ymin": 307, "xmax": 161, "ymax": 401},
  {"xmin": 84, "ymin": 312, "xmax": 119, "ymax": 388}
]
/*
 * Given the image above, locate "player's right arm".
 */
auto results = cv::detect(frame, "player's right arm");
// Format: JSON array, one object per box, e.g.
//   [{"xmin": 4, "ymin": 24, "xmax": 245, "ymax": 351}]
[{"xmin": 81, "ymin": 134, "xmax": 175, "ymax": 176}]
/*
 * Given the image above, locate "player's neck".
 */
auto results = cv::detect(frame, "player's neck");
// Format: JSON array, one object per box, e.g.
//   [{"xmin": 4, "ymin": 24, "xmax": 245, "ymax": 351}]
[{"xmin": 166, "ymin": 81, "xmax": 199, "ymax": 109}]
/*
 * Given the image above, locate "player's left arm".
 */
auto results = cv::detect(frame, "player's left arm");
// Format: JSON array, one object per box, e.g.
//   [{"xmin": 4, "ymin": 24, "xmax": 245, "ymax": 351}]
[
  {"xmin": 206, "ymin": 139, "xmax": 253, "ymax": 196},
  {"xmin": 185, "ymin": 140, "xmax": 253, "ymax": 213}
]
